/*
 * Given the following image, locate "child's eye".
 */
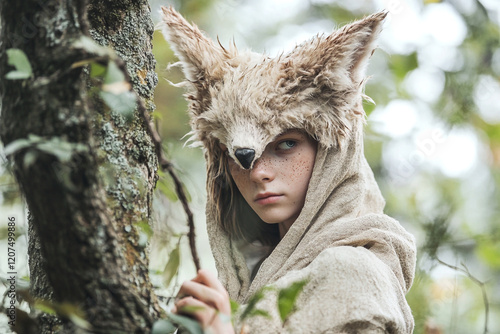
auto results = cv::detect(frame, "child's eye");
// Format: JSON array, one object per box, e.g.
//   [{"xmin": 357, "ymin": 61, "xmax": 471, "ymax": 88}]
[{"xmin": 277, "ymin": 140, "xmax": 296, "ymax": 150}]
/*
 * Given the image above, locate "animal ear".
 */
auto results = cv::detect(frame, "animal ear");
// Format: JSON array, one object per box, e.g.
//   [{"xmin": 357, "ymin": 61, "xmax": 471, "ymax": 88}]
[
  {"xmin": 286, "ymin": 11, "xmax": 387, "ymax": 85},
  {"xmin": 160, "ymin": 7, "xmax": 227, "ymax": 82},
  {"xmin": 337, "ymin": 11, "xmax": 387, "ymax": 83}
]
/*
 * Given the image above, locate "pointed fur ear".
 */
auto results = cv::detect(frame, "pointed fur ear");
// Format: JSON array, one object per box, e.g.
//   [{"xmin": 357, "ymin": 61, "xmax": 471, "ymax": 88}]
[
  {"xmin": 160, "ymin": 7, "xmax": 227, "ymax": 82},
  {"xmin": 285, "ymin": 11, "xmax": 387, "ymax": 85},
  {"xmin": 336, "ymin": 11, "xmax": 387, "ymax": 83}
]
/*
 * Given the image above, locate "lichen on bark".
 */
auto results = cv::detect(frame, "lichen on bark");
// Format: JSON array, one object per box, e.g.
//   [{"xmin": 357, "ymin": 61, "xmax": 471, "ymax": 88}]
[{"xmin": 0, "ymin": 0, "xmax": 162, "ymax": 332}]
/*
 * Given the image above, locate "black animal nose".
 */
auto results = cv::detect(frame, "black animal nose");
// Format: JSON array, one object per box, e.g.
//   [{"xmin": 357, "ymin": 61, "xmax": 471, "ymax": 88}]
[{"xmin": 234, "ymin": 148, "xmax": 255, "ymax": 169}]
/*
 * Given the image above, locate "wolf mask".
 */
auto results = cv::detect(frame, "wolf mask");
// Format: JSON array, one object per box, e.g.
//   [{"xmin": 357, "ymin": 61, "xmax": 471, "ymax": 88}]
[{"xmin": 160, "ymin": 7, "xmax": 387, "ymax": 170}]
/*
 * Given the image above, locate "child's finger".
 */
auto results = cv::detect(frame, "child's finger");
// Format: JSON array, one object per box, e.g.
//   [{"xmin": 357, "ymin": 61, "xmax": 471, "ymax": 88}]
[
  {"xmin": 177, "ymin": 280, "xmax": 229, "ymax": 314},
  {"xmin": 192, "ymin": 269, "xmax": 228, "ymax": 296},
  {"xmin": 175, "ymin": 296, "xmax": 217, "ymax": 329}
]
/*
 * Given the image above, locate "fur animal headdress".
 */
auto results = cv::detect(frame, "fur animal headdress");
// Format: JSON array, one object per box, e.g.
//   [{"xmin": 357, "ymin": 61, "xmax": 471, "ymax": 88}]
[
  {"xmin": 161, "ymin": 7, "xmax": 387, "ymax": 243},
  {"xmin": 161, "ymin": 7, "xmax": 386, "ymax": 169}
]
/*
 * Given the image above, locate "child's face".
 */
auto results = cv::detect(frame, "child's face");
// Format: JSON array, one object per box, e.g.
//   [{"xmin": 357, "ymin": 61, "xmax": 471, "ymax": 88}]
[{"xmin": 229, "ymin": 130, "xmax": 317, "ymax": 234}]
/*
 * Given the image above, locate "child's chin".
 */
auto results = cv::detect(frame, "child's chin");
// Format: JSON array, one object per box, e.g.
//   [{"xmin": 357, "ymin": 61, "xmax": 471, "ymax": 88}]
[{"xmin": 260, "ymin": 216, "xmax": 285, "ymax": 225}]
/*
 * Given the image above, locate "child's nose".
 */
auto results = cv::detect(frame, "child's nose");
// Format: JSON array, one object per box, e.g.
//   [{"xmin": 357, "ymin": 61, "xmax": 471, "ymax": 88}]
[{"xmin": 249, "ymin": 155, "xmax": 275, "ymax": 183}]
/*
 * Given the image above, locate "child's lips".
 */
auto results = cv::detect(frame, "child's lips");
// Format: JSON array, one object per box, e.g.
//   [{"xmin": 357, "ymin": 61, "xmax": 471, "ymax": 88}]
[{"xmin": 255, "ymin": 193, "xmax": 283, "ymax": 204}]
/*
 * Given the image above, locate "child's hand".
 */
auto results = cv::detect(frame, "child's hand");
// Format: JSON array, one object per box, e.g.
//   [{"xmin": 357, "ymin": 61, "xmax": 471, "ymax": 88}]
[{"xmin": 173, "ymin": 269, "xmax": 235, "ymax": 334}]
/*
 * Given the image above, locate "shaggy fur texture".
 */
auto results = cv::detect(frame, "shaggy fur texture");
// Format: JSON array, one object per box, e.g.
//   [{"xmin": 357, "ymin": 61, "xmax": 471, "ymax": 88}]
[
  {"xmin": 161, "ymin": 8, "xmax": 388, "ymax": 240},
  {"xmin": 161, "ymin": 7, "xmax": 386, "ymax": 168}
]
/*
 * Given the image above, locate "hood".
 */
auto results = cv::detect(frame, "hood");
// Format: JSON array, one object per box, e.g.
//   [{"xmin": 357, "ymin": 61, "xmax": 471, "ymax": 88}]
[{"xmin": 160, "ymin": 7, "xmax": 416, "ymax": 303}]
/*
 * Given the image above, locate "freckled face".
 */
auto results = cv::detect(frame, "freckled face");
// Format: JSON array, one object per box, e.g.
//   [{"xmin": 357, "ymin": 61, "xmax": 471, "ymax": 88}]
[{"xmin": 229, "ymin": 130, "xmax": 317, "ymax": 236}]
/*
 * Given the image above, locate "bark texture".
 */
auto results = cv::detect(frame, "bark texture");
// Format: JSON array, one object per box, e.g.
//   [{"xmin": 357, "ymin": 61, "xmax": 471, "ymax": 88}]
[{"xmin": 0, "ymin": 0, "xmax": 161, "ymax": 332}]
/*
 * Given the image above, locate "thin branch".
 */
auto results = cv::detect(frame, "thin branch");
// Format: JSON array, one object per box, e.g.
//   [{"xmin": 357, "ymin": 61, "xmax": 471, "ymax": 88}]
[
  {"xmin": 436, "ymin": 257, "xmax": 489, "ymax": 334},
  {"xmin": 166, "ymin": 163, "xmax": 201, "ymax": 271},
  {"xmin": 134, "ymin": 83, "xmax": 201, "ymax": 272}
]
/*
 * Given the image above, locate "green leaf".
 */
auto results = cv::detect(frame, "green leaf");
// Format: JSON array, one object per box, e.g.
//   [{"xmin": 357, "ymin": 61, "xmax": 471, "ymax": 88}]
[
  {"xmin": 248, "ymin": 308, "xmax": 271, "ymax": 319},
  {"xmin": 151, "ymin": 111, "xmax": 163, "ymax": 121},
  {"xmin": 476, "ymin": 239, "xmax": 500, "ymax": 269},
  {"xmin": 151, "ymin": 319, "xmax": 177, "ymax": 334},
  {"xmin": 34, "ymin": 301, "xmax": 57, "ymax": 315},
  {"xmin": 90, "ymin": 62, "xmax": 107, "ymax": 78},
  {"xmin": 67, "ymin": 313, "xmax": 92, "ymax": 330},
  {"xmin": 36, "ymin": 138, "xmax": 87, "ymax": 162},
  {"xmin": 167, "ymin": 313, "xmax": 203, "ymax": 334},
  {"xmin": 157, "ymin": 173, "xmax": 179, "ymax": 201},
  {"xmin": 72, "ymin": 36, "xmax": 112, "ymax": 57},
  {"xmin": 5, "ymin": 71, "xmax": 31, "ymax": 80},
  {"xmin": 4, "ymin": 135, "xmax": 87, "ymax": 163},
  {"xmin": 100, "ymin": 90, "xmax": 137, "ymax": 121},
  {"xmin": 277, "ymin": 279, "xmax": 308, "ymax": 323},
  {"xmin": 34, "ymin": 300, "xmax": 91, "ymax": 330},
  {"xmin": 230, "ymin": 299, "xmax": 240, "ymax": 315},
  {"xmin": 134, "ymin": 221, "xmax": 154, "ymax": 239},
  {"xmin": 4, "ymin": 139, "xmax": 34, "ymax": 156},
  {"xmin": 5, "ymin": 48, "xmax": 32, "ymax": 79},
  {"xmin": 104, "ymin": 61, "xmax": 126, "ymax": 85},
  {"xmin": 100, "ymin": 60, "xmax": 135, "ymax": 120},
  {"xmin": 163, "ymin": 240, "xmax": 181, "ymax": 287},
  {"xmin": 3, "ymin": 134, "xmax": 44, "ymax": 156},
  {"xmin": 240, "ymin": 286, "xmax": 272, "ymax": 321},
  {"xmin": 157, "ymin": 165, "xmax": 193, "ymax": 203}
]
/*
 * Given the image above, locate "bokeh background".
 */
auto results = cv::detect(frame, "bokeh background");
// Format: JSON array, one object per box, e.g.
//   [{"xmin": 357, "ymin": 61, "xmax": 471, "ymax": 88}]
[{"xmin": 1, "ymin": 0, "xmax": 499, "ymax": 333}]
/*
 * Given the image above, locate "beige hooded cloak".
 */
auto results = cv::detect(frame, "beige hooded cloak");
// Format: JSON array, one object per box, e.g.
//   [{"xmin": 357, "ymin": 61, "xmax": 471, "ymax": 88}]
[{"xmin": 161, "ymin": 7, "xmax": 417, "ymax": 333}]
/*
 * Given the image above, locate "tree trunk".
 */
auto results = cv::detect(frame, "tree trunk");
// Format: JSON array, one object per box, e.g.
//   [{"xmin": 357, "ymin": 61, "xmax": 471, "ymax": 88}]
[{"xmin": 0, "ymin": 0, "xmax": 161, "ymax": 332}]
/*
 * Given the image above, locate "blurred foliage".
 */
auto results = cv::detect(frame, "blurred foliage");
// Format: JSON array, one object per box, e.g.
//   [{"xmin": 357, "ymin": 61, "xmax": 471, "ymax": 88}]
[
  {"xmin": 277, "ymin": 279, "xmax": 308, "ymax": 324},
  {"xmin": 152, "ymin": 29, "xmax": 191, "ymax": 141},
  {"xmin": 0, "ymin": 161, "xmax": 20, "ymax": 206},
  {"xmin": 436, "ymin": 3, "xmax": 499, "ymax": 124}
]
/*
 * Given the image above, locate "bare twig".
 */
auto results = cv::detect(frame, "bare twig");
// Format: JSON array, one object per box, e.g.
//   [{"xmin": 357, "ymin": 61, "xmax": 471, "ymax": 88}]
[
  {"xmin": 134, "ymin": 89, "xmax": 201, "ymax": 272},
  {"xmin": 436, "ymin": 257, "xmax": 489, "ymax": 334},
  {"xmin": 165, "ymin": 163, "xmax": 201, "ymax": 272}
]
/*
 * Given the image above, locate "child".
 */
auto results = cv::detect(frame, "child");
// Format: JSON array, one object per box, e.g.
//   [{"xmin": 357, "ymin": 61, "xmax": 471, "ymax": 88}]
[{"xmin": 161, "ymin": 7, "xmax": 416, "ymax": 333}]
